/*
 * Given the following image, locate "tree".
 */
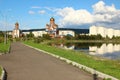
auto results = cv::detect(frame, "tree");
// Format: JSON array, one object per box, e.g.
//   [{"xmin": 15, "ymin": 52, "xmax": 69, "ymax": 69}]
[{"xmin": 26, "ymin": 32, "xmax": 34, "ymax": 38}]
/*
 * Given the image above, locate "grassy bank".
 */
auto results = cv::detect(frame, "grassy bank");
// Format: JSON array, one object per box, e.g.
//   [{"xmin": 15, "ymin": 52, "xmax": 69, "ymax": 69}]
[
  {"xmin": 24, "ymin": 41, "xmax": 120, "ymax": 79},
  {"xmin": 0, "ymin": 42, "xmax": 10, "ymax": 54},
  {"xmin": 0, "ymin": 66, "xmax": 2, "ymax": 77}
]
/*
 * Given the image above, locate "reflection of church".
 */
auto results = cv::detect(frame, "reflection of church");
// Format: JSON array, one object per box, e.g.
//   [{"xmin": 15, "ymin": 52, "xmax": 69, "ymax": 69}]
[
  {"xmin": 12, "ymin": 22, "xmax": 20, "ymax": 38},
  {"xmin": 46, "ymin": 17, "xmax": 58, "ymax": 38}
]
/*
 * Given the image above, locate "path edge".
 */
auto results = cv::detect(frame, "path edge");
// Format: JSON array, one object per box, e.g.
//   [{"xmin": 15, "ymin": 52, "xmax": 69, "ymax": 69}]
[{"xmin": 0, "ymin": 67, "xmax": 6, "ymax": 80}]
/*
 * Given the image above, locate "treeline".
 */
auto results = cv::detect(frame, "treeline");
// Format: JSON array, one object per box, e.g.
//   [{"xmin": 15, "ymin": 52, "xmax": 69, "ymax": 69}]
[
  {"xmin": 0, "ymin": 31, "xmax": 4, "ymax": 43},
  {"xmin": 1, "ymin": 30, "xmax": 120, "ymax": 43},
  {"xmin": 0, "ymin": 31, "xmax": 12, "ymax": 43},
  {"xmin": 65, "ymin": 34, "xmax": 120, "ymax": 40}
]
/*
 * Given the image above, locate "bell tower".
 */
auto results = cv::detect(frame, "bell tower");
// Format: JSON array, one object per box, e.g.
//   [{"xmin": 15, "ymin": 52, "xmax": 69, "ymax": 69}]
[
  {"xmin": 15, "ymin": 22, "xmax": 19, "ymax": 30},
  {"xmin": 50, "ymin": 17, "xmax": 55, "ymax": 25},
  {"xmin": 12, "ymin": 22, "xmax": 20, "ymax": 38}
]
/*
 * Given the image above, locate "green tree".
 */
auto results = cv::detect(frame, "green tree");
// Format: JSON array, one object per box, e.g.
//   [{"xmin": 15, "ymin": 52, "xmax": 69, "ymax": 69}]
[{"xmin": 26, "ymin": 32, "xmax": 34, "ymax": 38}]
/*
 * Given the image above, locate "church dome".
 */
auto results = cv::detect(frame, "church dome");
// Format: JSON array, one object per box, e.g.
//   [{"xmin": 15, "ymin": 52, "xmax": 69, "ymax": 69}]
[{"xmin": 50, "ymin": 17, "xmax": 55, "ymax": 21}]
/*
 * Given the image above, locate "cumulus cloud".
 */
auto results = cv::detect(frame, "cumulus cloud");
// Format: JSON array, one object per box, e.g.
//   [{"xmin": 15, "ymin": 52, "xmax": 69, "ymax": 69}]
[
  {"xmin": 57, "ymin": 7, "xmax": 93, "ymax": 28},
  {"xmin": 28, "ymin": 10, "xmax": 35, "ymax": 14},
  {"xmin": 92, "ymin": 1, "xmax": 120, "ymax": 29},
  {"xmin": 38, "ymin": 10, "xmax": 46, "ymax": 14},
  {"xmin": 92, "ymin": 1, "xmax": 116, "ymax": 14},
  {"xmin": 56, "ymin": 1, "xmax": 120, "ymax": 29}
]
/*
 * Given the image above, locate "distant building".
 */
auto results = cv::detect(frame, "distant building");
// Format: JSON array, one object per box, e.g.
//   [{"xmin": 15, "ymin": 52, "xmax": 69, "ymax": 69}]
[
  {"xmin": 21, "ymin": 28, "xmax": 89, "ymax": 38},
  {"xmin": 46, "ymin": 17, "xmax": 58, "ymax": 38},
  {"xmin": 12, "ymin": 22, "xmax": 20, "ymax": 38},
  {"xmin": 90, "ymin": 25, "xmax": 120, "ymax": 38},
  {"xmin": 9, "ymin": 18, "xmax": 89, "ymax": 38}
]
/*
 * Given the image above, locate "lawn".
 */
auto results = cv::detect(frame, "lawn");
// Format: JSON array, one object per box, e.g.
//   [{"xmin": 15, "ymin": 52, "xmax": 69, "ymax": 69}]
[
  {"xmin": 0, "ymin": 66, "xmax": 2, "ymax": 77},
  {"xmin": 24, "ymin": 41, "xmax": 120, "ymax": 79},
  {"xmin": 0, "ymin": 42, "xmax": 10, "ymax": 53}
]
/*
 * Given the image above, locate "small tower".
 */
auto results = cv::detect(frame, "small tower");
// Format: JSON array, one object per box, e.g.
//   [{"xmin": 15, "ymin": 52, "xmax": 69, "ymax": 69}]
[
  {"xmin": 12, "ymin": 22, "xmax": 20, "ymax": 38},
  {"xmin": 50, "ymin": 17, "xmax": 55, "ymax": 25},
  {"xmin": 15, "ymin": 22, "xmax": 19, "ymax": 30}
]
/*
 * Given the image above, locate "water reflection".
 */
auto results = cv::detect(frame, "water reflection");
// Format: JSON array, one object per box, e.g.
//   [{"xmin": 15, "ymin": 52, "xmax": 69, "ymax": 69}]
[
  {"xmin": 89, "ymin": 44, "xmax": 120, "ymax": 59},
  {"xmin": 50, "ymin": 43, "xmax": 120, "ymax": 60}
]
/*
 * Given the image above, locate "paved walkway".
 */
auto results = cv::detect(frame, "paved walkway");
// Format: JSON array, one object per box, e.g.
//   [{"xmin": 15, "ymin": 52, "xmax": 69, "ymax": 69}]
[{"xmin": 0, "ymin": 42, "xmax": 96, "ymax": 80}]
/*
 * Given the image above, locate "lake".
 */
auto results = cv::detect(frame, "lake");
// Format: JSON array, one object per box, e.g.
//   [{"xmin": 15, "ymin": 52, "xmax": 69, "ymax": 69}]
[{"xmin": 50, "ymin": 42, "xmax": 120, "ymax": 60}]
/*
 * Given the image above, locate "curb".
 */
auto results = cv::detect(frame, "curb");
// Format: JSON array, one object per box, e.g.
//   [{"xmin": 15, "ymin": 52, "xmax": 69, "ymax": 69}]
[
  {"xmin": 25, "ymin": 44, "xmax": 118, "ymax": 80},
  {"xmin": 0, "ymin": 67, "xmax": 5, "ymax": 80}
]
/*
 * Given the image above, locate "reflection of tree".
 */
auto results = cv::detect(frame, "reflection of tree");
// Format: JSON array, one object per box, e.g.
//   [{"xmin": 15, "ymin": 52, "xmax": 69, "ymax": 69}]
[
  {"xmin": 65, "ymin": 43, "xmax": 73, "ymax": 47},
  {"xmin": 74, "ymin": 43, "xmax": 103, "ymax": 49},
  {"xmin": 75, "ymin": 34, "xmax": 103, "ymax": 40}
]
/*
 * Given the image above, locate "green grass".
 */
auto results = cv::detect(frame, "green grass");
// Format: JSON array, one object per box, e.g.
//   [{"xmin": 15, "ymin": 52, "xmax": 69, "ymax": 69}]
[
  {"xmin": 24, "ymin": 41, "xmax": 120, "ymax": 79},
  {"xmin": 0, "ymin": 66, "xmax": 2, "ymax": 77},
  {"xmin": 0, "ymin": 42, "xmax": 10, "ymax": 53}
]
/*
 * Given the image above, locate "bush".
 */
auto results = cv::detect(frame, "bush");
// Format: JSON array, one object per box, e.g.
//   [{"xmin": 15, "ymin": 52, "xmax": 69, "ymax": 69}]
[
  {"xmin": 0, "ymin": 37, "xmax": 4, "ymax": 43},
  {"xmin": 34, "ymin": 37, "xmax": 44, "ymax": 43},
  {"xmin": 43, "ymin": 34, "xmax": 51, "ymax": 40},
  {"xmin": 65, "ymin": 35, "xmax": 73, "ymax": 40}
]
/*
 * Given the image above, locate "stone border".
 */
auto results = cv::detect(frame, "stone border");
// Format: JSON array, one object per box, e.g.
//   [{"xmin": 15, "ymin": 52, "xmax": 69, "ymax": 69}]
[
  {"xmin": 0, "ymin": 67, "xmax": 5, "ymax": 80},
  {"xmin": 25, "ymin": 44, "xmax": 118, "ymax": 80}
]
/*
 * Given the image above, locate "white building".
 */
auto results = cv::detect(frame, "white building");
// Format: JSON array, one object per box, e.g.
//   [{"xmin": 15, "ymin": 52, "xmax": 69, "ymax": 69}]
[
  {"xmin": 90, "ymin": 26, "xmax": 120, "ymax": 38},
  {"xmin": 89, "ymin": 25, "xmax": 98, "ymax": 35},
  {"xmin": 106, "ymin": 28, "xmax": 114, "ymax": 38},
  {"xmin": 32, "ymin": 31, "xmax": 47, "ymax": 37},
  {"xmin": 97, "ymin": 27, "xmax": 106, "ymax": 37},
  {"xmin": 114, "ymin": 30, "xmax": 120, "ymax": 37},
  {"xmin": 59, "ymin": 30, "xmax": 75, "ymax": 37},
  {"xmin": 12, "ymin": 30, "xmax": 20, "ymax": 38}
]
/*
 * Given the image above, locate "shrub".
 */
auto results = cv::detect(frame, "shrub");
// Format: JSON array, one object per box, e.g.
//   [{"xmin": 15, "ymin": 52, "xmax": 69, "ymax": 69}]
[
  {"xmin": 0, "ymin": 37, "xmax": 4, "ymax": 43},
  {"xmin": 43, "ymin": 34, "xmax": 51, "ymax": 40},
  {"xmin": 34, "ymin": 37, "xmax": 44, "ymax": 43}
]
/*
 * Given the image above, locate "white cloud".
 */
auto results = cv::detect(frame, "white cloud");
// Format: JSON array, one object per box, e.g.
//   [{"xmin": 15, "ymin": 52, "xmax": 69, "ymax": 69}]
[
  {"xmin": 28, "ymin": 10, "xmax": 35, "ymax": 14},
  {"xmin": 92, "ymin": 1, "xmax": 116, "ymax": 14},
  {"xmin": 92, "ymin": 1, "xmax": 120, "ymax": 29},
  {"xmin": 57, "ymin": 7, "xmax": 93, "ymax": 28},
  {"xmin": 31, "ymin": 6, "xmax": 41, "ymax": 9},
  {"xmin": 56, "ymin": 1, "xmax": 120, "ymax": 29},
  {"xmin": 44, "ymin": 7, "xmax": 59, "ymax": 12},
  {"xmin": 38, "ymin": 10, "xmax": 46, "ymax": 14}
]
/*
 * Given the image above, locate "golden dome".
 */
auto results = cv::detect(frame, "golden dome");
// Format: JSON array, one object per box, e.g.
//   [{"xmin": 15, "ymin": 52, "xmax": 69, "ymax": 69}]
[{"xmin": 50, "ymin": 17, "xmax": 55, "ymax": 21}]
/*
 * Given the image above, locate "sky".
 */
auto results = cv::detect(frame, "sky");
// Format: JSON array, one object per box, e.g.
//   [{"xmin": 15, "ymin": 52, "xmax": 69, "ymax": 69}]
[{"xmin": 0, "ymin": 0, "xmax": 120, "ymax": 30}]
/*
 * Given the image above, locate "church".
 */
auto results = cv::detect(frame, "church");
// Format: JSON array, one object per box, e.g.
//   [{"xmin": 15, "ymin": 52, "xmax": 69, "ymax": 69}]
[{"xmin": 45, "ymin": 17, "xmax": 58, "ymax": 38}]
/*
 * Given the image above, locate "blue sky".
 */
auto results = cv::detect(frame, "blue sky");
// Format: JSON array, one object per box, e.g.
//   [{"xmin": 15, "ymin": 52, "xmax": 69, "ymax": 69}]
[{"xmin": 0, "ymin": 0, "xmax": 120, "ymax": 30}]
